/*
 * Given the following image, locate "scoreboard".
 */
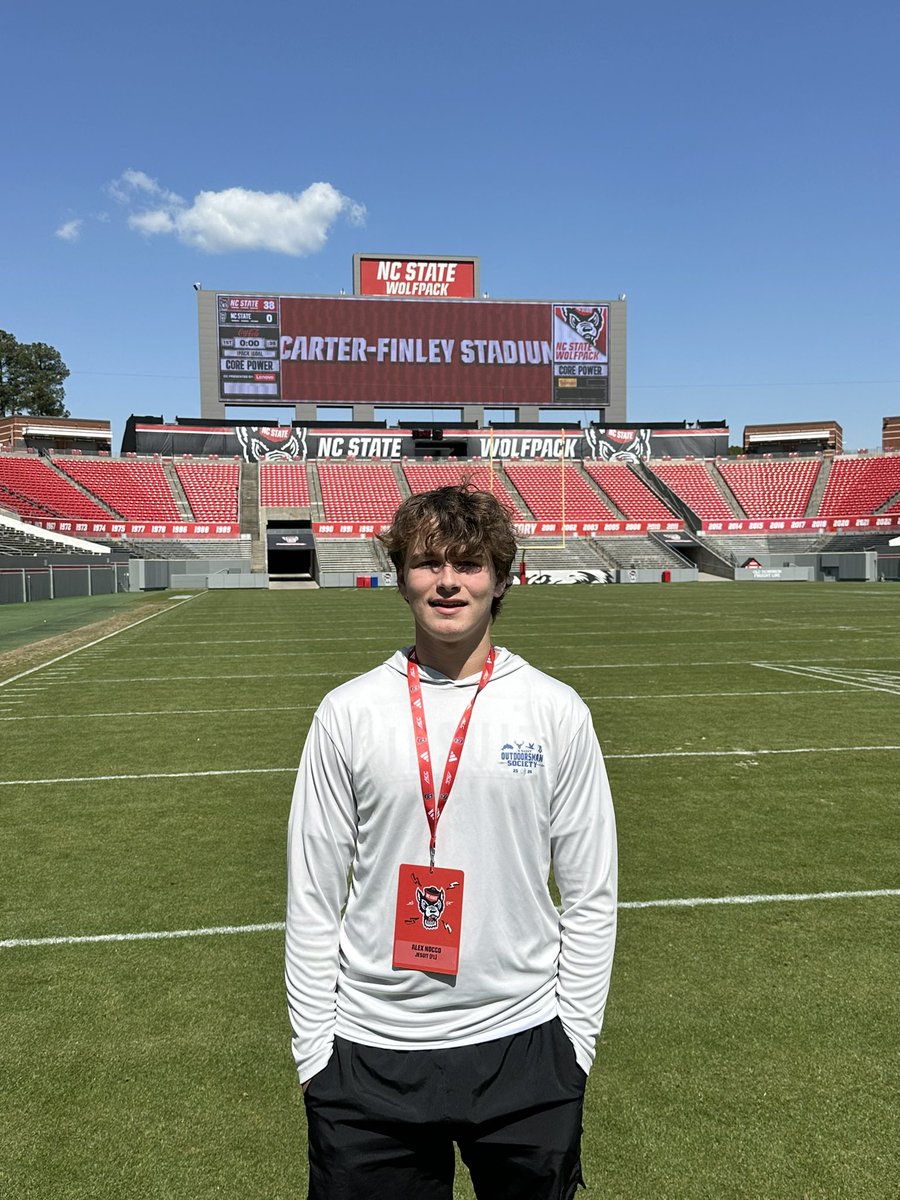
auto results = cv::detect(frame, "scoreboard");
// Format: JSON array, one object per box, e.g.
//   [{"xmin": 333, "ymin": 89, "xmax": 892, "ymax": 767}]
[
  {"xmin": 199, "ymin": 285, "xmax": 626, "ymax": 419},
  {"xmin": 551, "ymin": 304, "xmax": 608, "ymax": 407},
  {"xmin": 217, "ymin": 295, "xmax": 282, "ymax": 399}
]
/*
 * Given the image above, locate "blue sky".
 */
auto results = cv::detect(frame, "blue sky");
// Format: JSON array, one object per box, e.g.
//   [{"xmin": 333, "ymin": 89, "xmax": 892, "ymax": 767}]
[{"xmin": 3, "ymin": 0, "xmax": 897, "ymax": 450}]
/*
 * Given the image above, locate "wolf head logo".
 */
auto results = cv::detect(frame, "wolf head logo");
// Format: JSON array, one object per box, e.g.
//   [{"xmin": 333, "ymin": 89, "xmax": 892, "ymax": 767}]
[
  {"xmin": 585, "ymin": 426, "xmax": 652, "ymax": 463},
  {"xmin": 557, "ymin": 305, "xmax": 605, "ymax": 348},
  {"xmin": 416, "ymin": 885, "xmax": 445, "ymax": 930},
  {"xmin": 235, "ymin": 426, "xmax": 307, "ymax": 462}
]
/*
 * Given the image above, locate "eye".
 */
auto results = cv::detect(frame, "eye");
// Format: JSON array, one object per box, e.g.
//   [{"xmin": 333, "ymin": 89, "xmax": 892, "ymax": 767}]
[{"xmin": 455, "ymin": 560, "xmax": 484, "ymax": 574}]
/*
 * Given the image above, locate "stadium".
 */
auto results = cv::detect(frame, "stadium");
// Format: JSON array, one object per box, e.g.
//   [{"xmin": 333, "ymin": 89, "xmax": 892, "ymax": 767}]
[{"xmin": 2, "ymin": 255, "xmax": 899, "ymax": 1199}]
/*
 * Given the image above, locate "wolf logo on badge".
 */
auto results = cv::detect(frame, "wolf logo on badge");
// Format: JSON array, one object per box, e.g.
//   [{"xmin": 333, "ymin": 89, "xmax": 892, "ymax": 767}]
[{"xmin": 417, "ymin": 885, "xmax": 445, "ymax": 930}]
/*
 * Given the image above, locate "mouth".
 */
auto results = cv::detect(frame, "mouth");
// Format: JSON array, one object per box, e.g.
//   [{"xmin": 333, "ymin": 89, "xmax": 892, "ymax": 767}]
[{"xmin": 429, "ymin": 599, "xmax": 466, "ymax": 610}]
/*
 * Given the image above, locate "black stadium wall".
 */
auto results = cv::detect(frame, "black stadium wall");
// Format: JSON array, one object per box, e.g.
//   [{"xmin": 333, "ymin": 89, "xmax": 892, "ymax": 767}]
[{"xmin": 128, "ymin": 422, "xmax": 729, "ymax": 462}]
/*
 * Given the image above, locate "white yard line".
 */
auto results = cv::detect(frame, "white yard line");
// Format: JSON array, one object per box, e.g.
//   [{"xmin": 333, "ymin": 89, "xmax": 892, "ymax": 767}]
[
  {"xmin": 22, "ymin": 656, "xmax": 900, "ymax": 687},
  {"xmin": 619, "ymin": 888, "xmax": 900, "ymax": 910},
  {"xmin": 3, "ymin": 743, "xmax": 900, "ymax": 787},
  {"xmin": 0, "ymin": 689, "xmax": 858, "ymax": 723},
  {"xmin": 3, "ymin": 888, "xmax": 897, "ymax": 950},
  {"xmin": 609, "ymin": 745, "xmax": 900, "ymax": 760},
  {"xmin": 753, "ymin": 662, "xmax": 900, "ymax": 696},
  {"xmin": 0, "ymin": 704, "xmax": 318, "ymax": 722},
  {"xmin": 0, "ymin": 767, "xmax": 293, "ymax": 787},
  {"xmin": 0, "ymin": 594, "xmax": 202, "ymax": 690}
]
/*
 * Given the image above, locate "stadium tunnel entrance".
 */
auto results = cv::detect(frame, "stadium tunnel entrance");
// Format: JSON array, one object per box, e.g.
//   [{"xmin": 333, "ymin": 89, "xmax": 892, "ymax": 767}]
[{"xmin": 266, "ymin": 523, "xmax": 315, "ymax": 581}]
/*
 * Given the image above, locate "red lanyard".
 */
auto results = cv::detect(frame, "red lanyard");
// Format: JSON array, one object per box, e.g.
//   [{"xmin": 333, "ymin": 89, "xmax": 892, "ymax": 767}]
[{"xmin": 406, "ymin": 647, "xmax": 496, "ymax": 869}]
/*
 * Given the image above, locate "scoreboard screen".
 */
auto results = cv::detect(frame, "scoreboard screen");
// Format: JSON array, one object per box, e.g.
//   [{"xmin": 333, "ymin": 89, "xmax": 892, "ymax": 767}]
[
  {"xmin": 217, "ymin": 295, "xmax": 282, "ymax": 399},
  {"xmin": 210, "ymin": 293, "xmax": 615, "ymax": 408},
  {"xmin": 552, "ymin": 304, "xmax": 608, "ymax": 405}
]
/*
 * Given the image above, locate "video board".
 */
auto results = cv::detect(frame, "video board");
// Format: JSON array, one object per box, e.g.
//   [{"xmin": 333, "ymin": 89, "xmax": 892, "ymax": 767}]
[
  {"xmin": 217, "ymin": 295, "xmax": 282, "ymax": 400},
  {"xmin": 214, "ymin": 294, "xmax": 612, "ymax": 407},
  {"xmin": 353, "ymin": 254, "xmax": 478, "ymax": 298}
]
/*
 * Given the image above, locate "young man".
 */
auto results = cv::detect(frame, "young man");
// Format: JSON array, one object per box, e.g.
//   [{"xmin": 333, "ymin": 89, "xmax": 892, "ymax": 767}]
[{"xmin": 285, "ymin": 485, "xmax": 617, "ymax": 1200}]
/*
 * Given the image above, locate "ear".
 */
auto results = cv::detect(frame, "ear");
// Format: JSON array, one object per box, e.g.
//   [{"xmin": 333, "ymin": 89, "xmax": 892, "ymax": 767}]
[
  {"xmin": 397, "ymin": 570, "xmax": 408, "ymax": 601},
  {"xmin": 492, "ymin": 574, "xmax": 507, "ymax": 601}
]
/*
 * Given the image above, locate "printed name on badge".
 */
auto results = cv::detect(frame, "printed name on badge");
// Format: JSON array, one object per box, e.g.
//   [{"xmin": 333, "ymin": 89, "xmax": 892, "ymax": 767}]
[{"xmin": 393, "ymin": 863, "xmax": 464, "ymax": 975}]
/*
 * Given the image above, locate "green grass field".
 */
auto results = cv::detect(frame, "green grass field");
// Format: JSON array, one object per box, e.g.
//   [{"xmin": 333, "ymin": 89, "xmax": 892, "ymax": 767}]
[{"xmin": 1, "ymin": 583, "xmax": 898, "ymax": 1199}]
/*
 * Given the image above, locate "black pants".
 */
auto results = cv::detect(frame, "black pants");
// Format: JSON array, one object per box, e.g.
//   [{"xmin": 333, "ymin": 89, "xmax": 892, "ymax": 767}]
[{"xmin": 303, "ymin": 1017, "xmax": 587, "ymax": 1200}]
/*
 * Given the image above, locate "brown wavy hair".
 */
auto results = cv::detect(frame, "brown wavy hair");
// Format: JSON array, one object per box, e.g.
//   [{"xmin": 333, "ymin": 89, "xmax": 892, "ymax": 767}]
[{"xmin": 378, "ymin": 483, "xmax": 518, "ymax": 618}]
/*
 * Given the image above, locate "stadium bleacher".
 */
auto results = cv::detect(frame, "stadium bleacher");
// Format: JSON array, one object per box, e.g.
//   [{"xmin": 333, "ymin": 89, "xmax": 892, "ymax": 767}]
[
  {"xmin": 176, "ymin": 461, "xmax": 240, "ymax": 522},
  {"xmin": 317, "ymin": 462, "xmax": 403, "ymax": 521},
  {"xmin": 715, "ymin": 458, "xmax": 821, "ymax": 518},
  {"xmin": 402, "ymin": 461, "xmax": 526, "ymax": 519},
  {"xmin": 0, "ymin": 456, "xmax": 112, "ymax": 521},
  {"xmin": 584, "ymin": 462, "xmax": 678, "ymax": 521},
  {"xmin": 504, "ymin": 463, "xmax": 616, "ymax": 521},
  {"xmin": 2, "ymin": 444, "xmax": 899, "ymax": 588},
  {"xmin": 646, "ymin": 461, "xmax": 735, "ymax": 520},
  {"xmin": 260, "ymin": 462, "xmax": 311, "ymax": 508},
  {"xmin": 817, "ymin": 455, "xmax": 900, "ymax": 516},
  {"xmin": 56, "ymin": 456, "xmax": 181, "ymax": 521}
]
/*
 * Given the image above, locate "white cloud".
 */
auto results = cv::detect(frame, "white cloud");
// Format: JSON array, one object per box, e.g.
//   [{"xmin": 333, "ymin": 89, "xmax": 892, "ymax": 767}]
[
  {"xmin": 107, "ymin": 169, "xmax": 365, "ymax": 256},
  {"xmin": 107, "ymin": 168, "xmax": 183, "ymax": 207},
  {"xmin": 55, "ymin": 219, "xmax": 83, "ymax": 241},
  {"xmin": 128, "ymin": 209, "xmax": 176, "ymax": 235}
]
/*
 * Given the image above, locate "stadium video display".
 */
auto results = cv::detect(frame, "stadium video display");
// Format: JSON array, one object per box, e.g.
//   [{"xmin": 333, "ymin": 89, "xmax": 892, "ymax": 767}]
[{"xmin": 215, "ymin": 294, "xmax": 613, "ymax": 408}]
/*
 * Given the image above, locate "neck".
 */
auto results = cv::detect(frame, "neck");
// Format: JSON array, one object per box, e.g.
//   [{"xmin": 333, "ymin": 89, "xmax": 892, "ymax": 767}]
[{"xmin": 412, "ymin": 628, "xmax": 493, "ymax": 680}]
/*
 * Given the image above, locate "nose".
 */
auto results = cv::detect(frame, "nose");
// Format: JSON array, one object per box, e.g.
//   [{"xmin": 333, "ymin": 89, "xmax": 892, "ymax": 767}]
[{"xmin": 435, "ymin": 561, "xmax": 460, "ymax": 591}]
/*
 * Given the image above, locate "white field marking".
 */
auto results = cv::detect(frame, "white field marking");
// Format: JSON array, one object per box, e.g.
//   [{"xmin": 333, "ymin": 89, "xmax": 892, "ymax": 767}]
[
  {"xmin": 4, "ymin": 889, "xmax": 898, "ymax": 950},
  {"xmin": 5, "ymin": 744, "xmax": 900, "ymax": 788},
  {"xmin": 581, "ymin": 688, "xmax": 856, "ymax": 701},
  {"xmin": 555, "ymin": 655, "xmax": 900, "ymax": 670},
  {"xmin": 617, "ymin": 888, "xmax": 900, "ymax": 910},
  {"xmin": 753, "ymin": 662, "xmax": 900, "ymax": 696},
  {"xmin": 0, "ymin": 594, "xmax": 202, "ymax": 691},
  {"xmin": 38, "ymin": 671, "xmax": 362, "ymax": 684},
  {"xmin": 0, "ymin": 767, "xmax": 293, "ymax": 788},
  {"xmin": 0, "ymin": 923, "xmax": 285, "ymax": 949},
  {"xmin": 28, "ymin": 655, "xmax": 900, "ymax": 687},
  {"xmin": 122, "ymin": 623, "xmax": 859, "ymax": 649},
  {"xmin": 0, "ymin": 690, "xmax": 857, "ymax": 724},
  {"xmin": 0, "ymin": 704, "xmax": 318, "ymax": 722},
  {"xmin": 608, "ymin": 745, "xmax": 900, "ymax": 760},
  {"xmin": 103, "ymin": 636, "xmax": 876, "ymax": 662}
]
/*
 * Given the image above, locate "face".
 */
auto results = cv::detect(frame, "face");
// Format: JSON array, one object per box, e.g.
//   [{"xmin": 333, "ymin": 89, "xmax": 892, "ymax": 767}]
[{"xmin": 398, "ymin": 542, "xmax": 506, "ymax": 652}]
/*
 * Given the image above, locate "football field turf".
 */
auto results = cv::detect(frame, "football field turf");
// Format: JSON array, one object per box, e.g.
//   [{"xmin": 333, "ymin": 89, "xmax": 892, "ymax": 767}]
[{"xmin": 1, "ymin": 583, "xmax": 898, "ymax": 1199}]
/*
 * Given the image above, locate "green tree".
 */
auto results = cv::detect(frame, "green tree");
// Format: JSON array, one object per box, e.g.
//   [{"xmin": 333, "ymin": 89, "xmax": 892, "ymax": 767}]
[{"xmin": 0, "ymin": 329, "xmax": 70, "ymax": 417}]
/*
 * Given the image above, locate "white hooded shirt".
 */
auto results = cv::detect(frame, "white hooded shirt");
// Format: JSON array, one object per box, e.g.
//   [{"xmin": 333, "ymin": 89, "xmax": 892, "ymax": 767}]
[{"xmin": 285, "ymin": 646, "xmax": 617, "ymax": 1083}]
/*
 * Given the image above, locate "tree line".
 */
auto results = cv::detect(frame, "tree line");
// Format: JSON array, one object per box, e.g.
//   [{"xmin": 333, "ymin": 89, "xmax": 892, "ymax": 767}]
[{"xmin": 0, "ymin": 330, "xmax": 70, "ymax": 418}]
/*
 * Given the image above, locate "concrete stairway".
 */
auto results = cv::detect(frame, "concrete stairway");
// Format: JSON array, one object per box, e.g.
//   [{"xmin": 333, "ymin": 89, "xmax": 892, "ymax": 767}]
[{"xmin": 239, "ymin": 461, "xmax": 266, "ymax": 572}]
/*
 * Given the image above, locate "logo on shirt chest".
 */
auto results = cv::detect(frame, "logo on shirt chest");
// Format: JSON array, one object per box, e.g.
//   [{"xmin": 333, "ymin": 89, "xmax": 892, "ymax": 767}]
[{"xmin": 499, "ymin": 740, "xmax": 545, "ymax": 775}]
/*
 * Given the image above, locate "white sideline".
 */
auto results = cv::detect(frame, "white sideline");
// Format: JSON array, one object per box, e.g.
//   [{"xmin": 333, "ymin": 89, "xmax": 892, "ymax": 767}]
[
  {"xmin": 0, "ymin": 594, "xmax": 202, "ymax": 690},
  {"xmin": 3, "ymin": 743, "xmax": 900, "ymax": 788},
  {"xmin": 3, "ymin": 889, "xmax": 898, "ymax": 950}
]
